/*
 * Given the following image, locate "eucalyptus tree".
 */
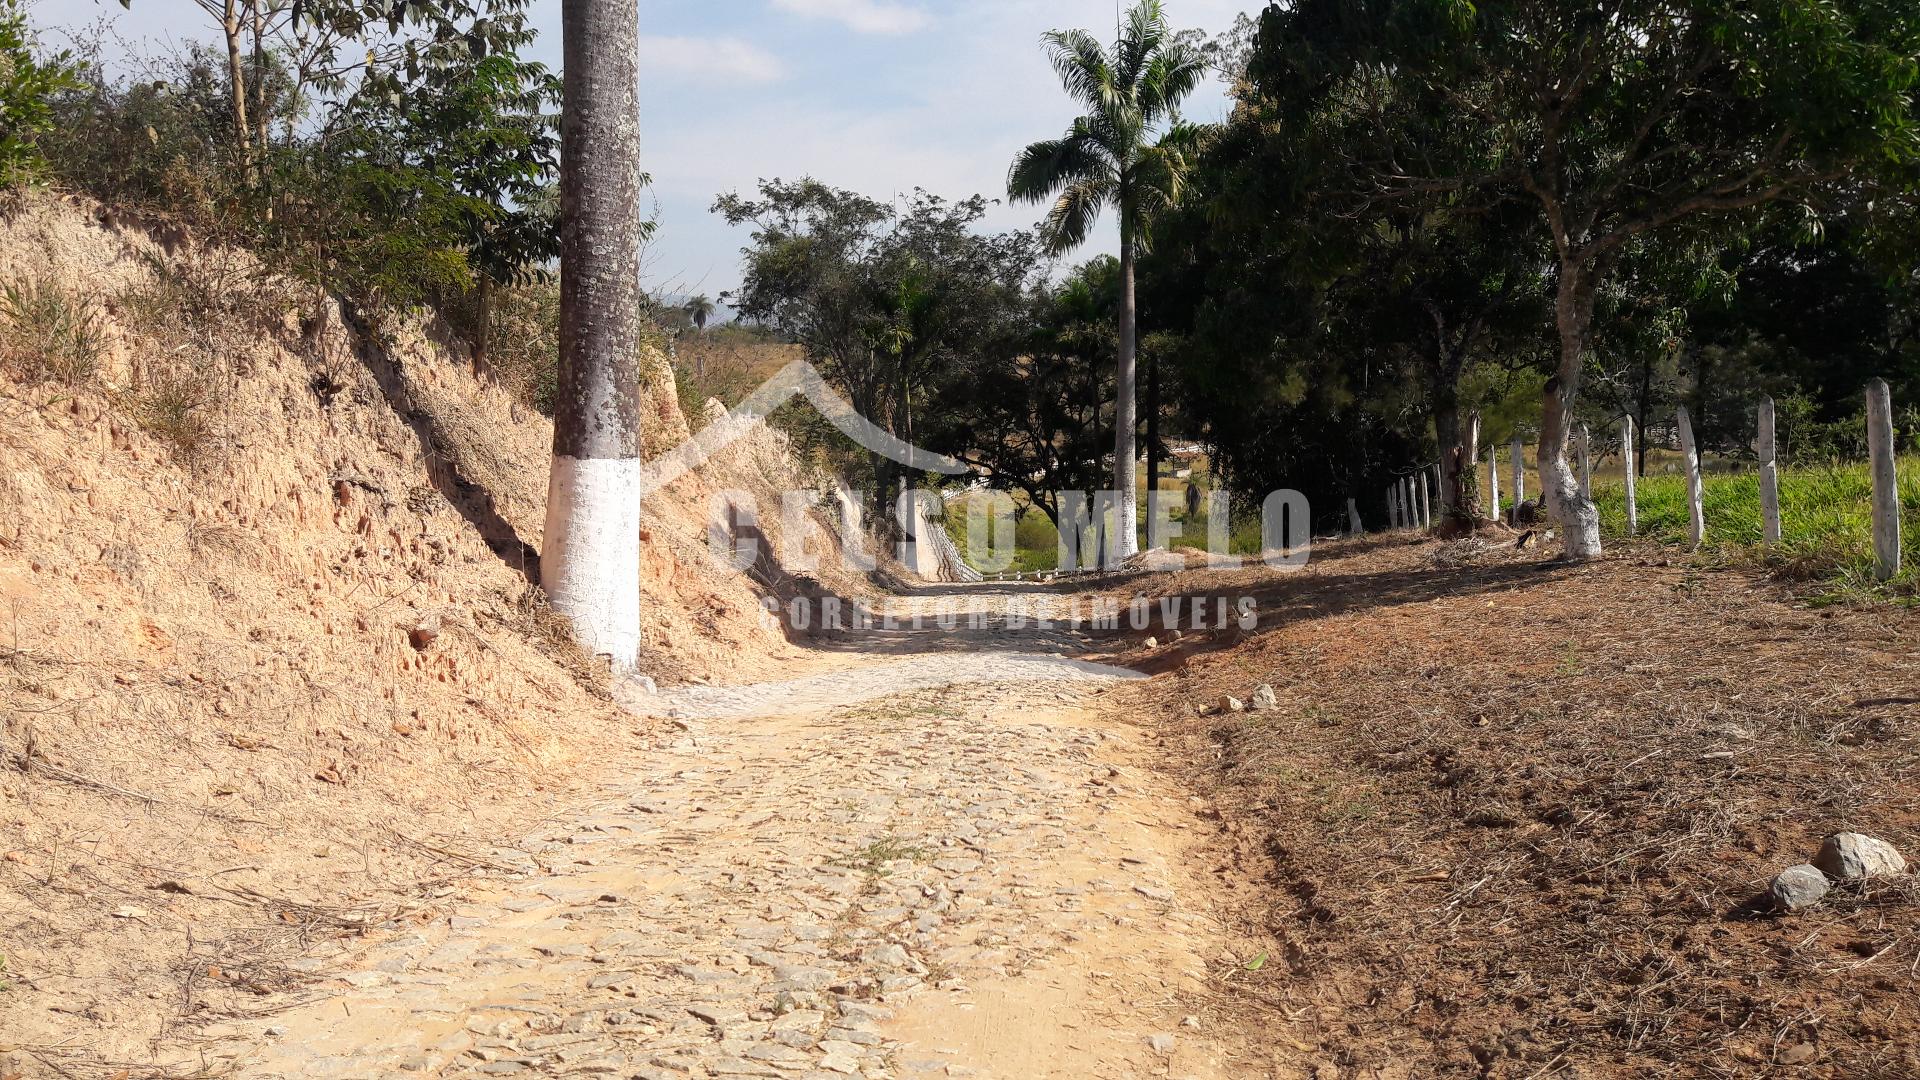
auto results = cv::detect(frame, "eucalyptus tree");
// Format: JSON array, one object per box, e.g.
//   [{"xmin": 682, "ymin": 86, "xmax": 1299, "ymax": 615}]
[
  {"xmin": 540, "ymin": 0, "xmax": 646, "ymax": 673},
  {"xmin": 1248, "ymin": 0, "xmax": 1920, "ymax": 559},
  {"xmin": 1009, "ymin": 0, "xmax": 1207, "ymax": 560}
]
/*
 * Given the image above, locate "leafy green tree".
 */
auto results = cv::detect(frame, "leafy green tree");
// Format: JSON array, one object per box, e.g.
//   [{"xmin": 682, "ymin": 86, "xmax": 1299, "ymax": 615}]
[
  {"xmin": 1249, "ymin": 0, "xmax": 1920, "ymax": 558},
  {"xmin": 716, "ymin": 179, "xmax": 1041, "ymax": 520},
  {"xmin": 1008, "ymin": 0, "xmax": 1207, "ymax": 558},
  {"xmin": 930, "ymin": 257, "xmax": 1118, "ymax": 530},
  {"xmin": 0, "ymin": 0, "xmax": 80, "ymax": 190}
]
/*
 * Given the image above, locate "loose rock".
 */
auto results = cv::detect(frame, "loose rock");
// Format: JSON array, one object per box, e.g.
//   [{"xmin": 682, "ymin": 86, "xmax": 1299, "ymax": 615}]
[
  {"xmin": 1768, "ymin": 865, "xmax": 1829, "ymax": 912},
  {"xmin": 1814, "ymin": 833, "xmax": 1908, "ymax": 881},
  {"xmin": 1249, "ymin": 684, "xmax": 1278, "ymax": 711}
]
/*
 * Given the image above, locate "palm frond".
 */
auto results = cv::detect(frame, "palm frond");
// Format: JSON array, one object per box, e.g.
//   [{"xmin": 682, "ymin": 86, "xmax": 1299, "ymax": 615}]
[
  {"xmin": 1041, "ymin": 177, "xmax": 1116, "ymax": 256},
  {"xmin": 1137, "ymin": 35, "xmax": 1209, "ymax": 126},
  {"xmin": 1042, "ymin": 28, "xmax": 1120, "ymax": 115},
  {"xmin": 1126, "ymin": 122, "xmax": 1214, "ymax": 250},
  {"xmin": 1009, "ymin": 126, "xmax": 1115, "ymax": 205},
  {"xmin": 1115, "ymin": 0, "xmax": 1170, "ymax": 87}
]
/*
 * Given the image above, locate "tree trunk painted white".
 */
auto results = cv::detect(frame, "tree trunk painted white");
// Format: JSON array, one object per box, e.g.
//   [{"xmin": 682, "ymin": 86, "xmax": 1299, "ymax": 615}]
[
  {"xmin": 543, "ymin": 0, "xmax": 647, "ymax": 674},
  {"xmin": 1542, "ymin": 268, "xmax": 1604, "ymax": 559},
  {"xmin": 1575, "ymin": 424, "xmax": 1592, "ymax": 501},
  {"xmin": 1621, "ymin": 416, "xmax": 1638, "ymax": 537},
  {"xmin": 1867, "ymin": 378, "xmax": 1901, "ymax": 582},
  {"xmin": 1347, "ymin": 497, "xmax": 1363, "ymax": 537},
  {"xmin": 1757, "ymin": 396, "xmax": 1781, "ymax": 545},
  {"xmin": 1510, "ymin": 439, "xmax": 1526, "ymax": 507},
  {"xmin": 1488, "ymin": 442, "xmax": 1502, "ymax": 523},
  {"xmin": 1676, "ymin": 406, "xmax": 1706, "ymax": 550}
]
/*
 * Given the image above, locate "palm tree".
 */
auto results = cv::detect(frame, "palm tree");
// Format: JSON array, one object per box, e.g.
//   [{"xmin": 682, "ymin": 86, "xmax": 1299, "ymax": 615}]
[
  {"xmin": 683, "ymin": 293, "xmax": 716, "ymax": 378},
  {"xmin": 1009, "ymin": 0, "xmax": 1206, "ymax": 562},
  {"xmin": 541, "ymin": 0, "xmax": 647, "ymax": 674},
  {"xmin": 684, "ymin": 294, "xmax": 715, "ymax": 334}
]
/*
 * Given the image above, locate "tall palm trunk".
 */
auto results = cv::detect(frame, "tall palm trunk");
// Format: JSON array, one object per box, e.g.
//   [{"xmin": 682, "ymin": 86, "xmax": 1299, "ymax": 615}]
[
  {"xmin": 1113, "ymin": 208, "xmax": 1140, "ymax": 560},
  {"xmin": 542, "ymin": 0, "xmax": 646, "ymax": 673}
]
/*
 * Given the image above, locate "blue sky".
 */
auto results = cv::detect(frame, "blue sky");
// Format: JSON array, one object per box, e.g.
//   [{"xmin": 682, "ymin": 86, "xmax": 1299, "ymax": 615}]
[{"xmin": 36, "ymin": 0, "xmax": 1254, "ymax": 301}]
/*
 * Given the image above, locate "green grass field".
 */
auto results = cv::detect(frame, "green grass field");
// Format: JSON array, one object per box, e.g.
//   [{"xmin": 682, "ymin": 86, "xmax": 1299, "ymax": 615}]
[{"xmin": 1591, "ymin": 456, "xmax": 1920, "ymax": 597}]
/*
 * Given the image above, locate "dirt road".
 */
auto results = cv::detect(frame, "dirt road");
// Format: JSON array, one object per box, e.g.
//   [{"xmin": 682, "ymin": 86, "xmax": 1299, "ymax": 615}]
[{"xmin": 206, "ymin": 585, "xmax": 1263, "ymax": 1079}]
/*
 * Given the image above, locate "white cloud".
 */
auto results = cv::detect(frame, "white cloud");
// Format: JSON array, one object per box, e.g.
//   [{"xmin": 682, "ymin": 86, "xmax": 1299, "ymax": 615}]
[
  {"xmin": 770, "ymin": 0, "xmax": 932, "ymax": 36},
  {"xmin": 640, "ymin": 36, "xmax": 786, "ymax": 84}
]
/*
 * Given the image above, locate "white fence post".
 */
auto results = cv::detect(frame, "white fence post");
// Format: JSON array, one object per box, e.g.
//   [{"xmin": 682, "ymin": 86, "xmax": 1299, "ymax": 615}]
[
  {"xmin": 1621, "ymin": 416, "xmax": 1638, "ymax": 537},
  {"xmin": 1867, "ymin": 378, "xmax": 1901, "ymax": 581},
  {"xmin": 1757, "ymin": 396, "xmax": 1781, "ymax": 545},
  {"xmin": 1576, "ymin": 424, "xmax": 1592, "ymax": 501},
  {"xmin": 1417, "ymin": 471, "xmax": 1430, "ymax": 530},
  {"xmin": 1347, "ymin": 497, "xmax": 1363, "ymax": 537},
  {"xmin": 1510, "ymin": 439, "xmax": 1526, "ymax": 507},
  {"xmin": 1677, "ymin": 406, "xmax": 1706, "ymax": 550},
  {"xmin": 1488, "ymin": 441, "xmax": 1502, "ymax": 522}
]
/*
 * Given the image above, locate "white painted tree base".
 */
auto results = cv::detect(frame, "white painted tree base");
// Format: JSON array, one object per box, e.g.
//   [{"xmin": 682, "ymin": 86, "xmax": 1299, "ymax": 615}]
[{"xmin": 542, "ymin": 455, "xmax": 644, "ymax": 673}]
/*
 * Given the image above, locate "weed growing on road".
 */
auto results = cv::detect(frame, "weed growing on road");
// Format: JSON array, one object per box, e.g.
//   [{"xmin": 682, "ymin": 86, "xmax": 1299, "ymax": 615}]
[{"xmin": 833, "ymin": 835, "xmax": 929, "ymax": 877}]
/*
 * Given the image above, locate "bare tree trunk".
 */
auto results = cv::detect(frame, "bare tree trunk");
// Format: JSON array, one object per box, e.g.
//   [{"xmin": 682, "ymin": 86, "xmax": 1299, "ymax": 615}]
[
  {"xmin": 1113, "ymin": 207, "xmax": 1140, "ymax": 560},
  {"xmin": 472, "ymin": 275, "xmax": 493, "ymax": 377},
  {"xmin": 1433, "ymin": 379, "xmax": 1467, "ymax": 521},
  {"xmin": 250, "ymin": 0, "xmax": 268, "ymax": 159},
  {"xmin": 541, "ymin": 0, "xmax": 646, "ymax": 674},
  {"xmin": 1540, "ymin": 266, "xmax": 1603, "ymax": 558},
  {"xmin": 1463, "ymin": 410, "xmax": 1481, "ymax": 518},
  {"xmin": 221, "ymin": 0, "xmax": 253, "ymax": 168}
]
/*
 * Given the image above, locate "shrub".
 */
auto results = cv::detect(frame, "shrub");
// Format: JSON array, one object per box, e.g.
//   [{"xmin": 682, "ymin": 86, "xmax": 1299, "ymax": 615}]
[
  {"xmin": 0, "ymin": 0, "xmax": 80, "ymax": 191},
  {"xmin": 0, "ymin": 276, "xmax": 105, "ymax": 385},
  {"xmin": 131, "ymin": 366, "xmax": 221, "ymax": 466}
]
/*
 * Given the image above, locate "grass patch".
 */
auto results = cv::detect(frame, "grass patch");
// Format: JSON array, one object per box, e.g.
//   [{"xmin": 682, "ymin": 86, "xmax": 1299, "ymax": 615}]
[
  {"xmin": 943, "ymin": 481, "xmax": 1267, "ymax": 575},
  {"xmin": 0, "ymin": 276, "xmax": 106, "ymax": 385},
  {"xmin": 131, "ymin": 368, "xmax": 221, "ymax": 466},
  {"xmin": 831, "ymin": 834, "xmax": 928, "ymax": 877},
  {"xmin": 1593, "ymin": 457, "xmax": 1920, "ymax": 596}
]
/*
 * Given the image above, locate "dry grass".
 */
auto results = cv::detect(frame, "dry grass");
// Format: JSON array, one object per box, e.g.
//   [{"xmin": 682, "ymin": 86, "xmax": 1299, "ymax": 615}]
[
  {"xmin": 0, "ymin": 275, "xmax": 106, "ymax": 386},
  {"xmin": 1122, "ymin": 538, "xmax": 1920, "ymax": 1077}
]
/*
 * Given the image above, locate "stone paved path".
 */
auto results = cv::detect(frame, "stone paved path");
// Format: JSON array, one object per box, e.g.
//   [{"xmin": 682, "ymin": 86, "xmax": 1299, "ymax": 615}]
[{"xmin": 209, "ymin": 587, "xmax": 1253, "ymax": 1079}]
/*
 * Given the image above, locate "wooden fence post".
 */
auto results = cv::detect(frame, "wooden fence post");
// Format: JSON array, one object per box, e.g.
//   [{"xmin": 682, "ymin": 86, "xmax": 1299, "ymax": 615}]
[
  {"xmin": 1387, "ymin": 486, "xmax": 1398, "ymax": 531},
  {"xmin": 1403, "ymin": 477, "xmax": 1415, "ymax": 529},
  {"xmin": 1621, "ymin": 416, "xmax": 1638, "ymax": 536},
  {"xmin": 1510, "ymin": 439, "xmax": 1526, "ymax": 507},
  {"xmin": 1867, "ymin": 378, "xmax": 1901, "ymax": 581},
  {"xmin": 1576, "ymin": 424, "xmax": 1592, "ymax": 501},
  {"xmin": 1488, "ymin": 442, "xmax": 1502, "ymax": 522},
  {"xmin": 1417, "ymin": 471, "xmax": 1430, "ymax": 529},
  {"xmin": 1757, "ymin": 396, "xmax": 1781, "ymax": 545},
  {"xmin": 1347, "ymin": 497, "xmax": 1363, "ymax": 537},
  {"xmin": 1677, "ymin": 406, "xmax": 1706, "ymax": 550}
]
